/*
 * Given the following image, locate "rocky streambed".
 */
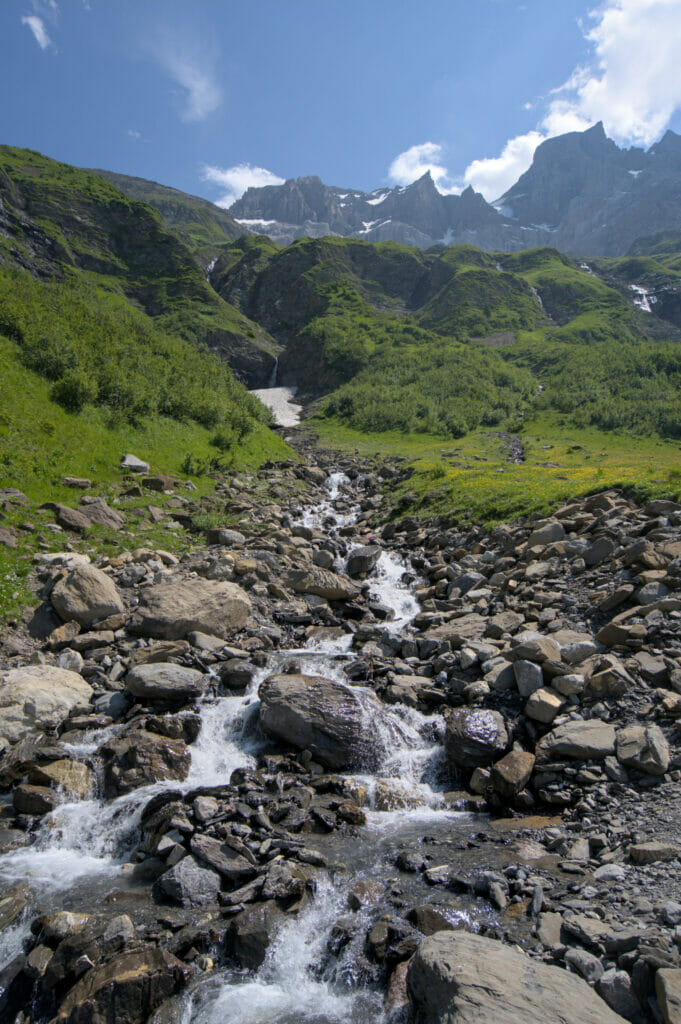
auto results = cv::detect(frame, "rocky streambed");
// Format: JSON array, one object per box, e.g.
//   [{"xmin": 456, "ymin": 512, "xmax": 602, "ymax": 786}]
[{"xmin": 1, "ymin": 441, "xmax": 681, "ymax": 1023}]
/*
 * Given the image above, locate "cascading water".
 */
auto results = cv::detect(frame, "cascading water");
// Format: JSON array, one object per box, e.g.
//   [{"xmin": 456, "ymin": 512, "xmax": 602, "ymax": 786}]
[{"xmin": 0, "ymin": 469, "xmax": 476, "ymax": 1021}]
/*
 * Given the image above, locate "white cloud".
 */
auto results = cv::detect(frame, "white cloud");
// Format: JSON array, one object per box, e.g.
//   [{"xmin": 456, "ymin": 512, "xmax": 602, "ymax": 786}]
[
  {"xmin": 388, "ymin": 0, "xmax": 681, "ymax": 203},
  {"xmin": 201, "ymin": 163, "xmax": 286, "ymax": 208},
  {"xmin": 388, "ymin": 142, "xmax": 456, "ymax": 189},
  {"xmin": 21, "ymin": 14, "xmax": 51, "ymax": 49},
  {"xmin": 152, "ymin": 41, "xmax": 221, "ymax": 123}
]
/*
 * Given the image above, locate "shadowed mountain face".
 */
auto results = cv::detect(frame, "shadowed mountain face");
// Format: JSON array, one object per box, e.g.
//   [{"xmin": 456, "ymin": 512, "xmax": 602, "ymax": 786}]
[{"xmin": 227, "ymin": 123, "xmax": 681, "ymax": 258}]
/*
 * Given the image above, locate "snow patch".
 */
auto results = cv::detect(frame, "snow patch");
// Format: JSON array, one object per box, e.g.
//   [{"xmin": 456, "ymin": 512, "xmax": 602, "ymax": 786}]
[
  {"xmin": 628, "ymin": 169, "xmax": 642, "ymax": 177},
  {"xmin": 235, "ymin": 218, "xmax": 280, "ymax": 228},
  {"xmin": 367, "ymin": 192, "xmax": 390, "ymax": 206}
]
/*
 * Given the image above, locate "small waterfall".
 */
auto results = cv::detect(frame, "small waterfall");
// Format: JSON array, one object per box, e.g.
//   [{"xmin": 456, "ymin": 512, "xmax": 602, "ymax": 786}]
[{"xmin": 268, "ymin": 356, "xmax": 279, "ymax": 388}]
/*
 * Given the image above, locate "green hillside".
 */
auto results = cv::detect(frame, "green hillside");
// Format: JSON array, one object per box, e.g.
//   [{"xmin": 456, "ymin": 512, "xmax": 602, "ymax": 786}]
[{"xmin": 91, "ymin": 168, "xmax": 244, "ymax": 263}]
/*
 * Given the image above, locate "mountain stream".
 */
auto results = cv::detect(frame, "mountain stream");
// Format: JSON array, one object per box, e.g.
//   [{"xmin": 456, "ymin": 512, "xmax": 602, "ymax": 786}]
[{"xmin": 0, "ymin": 472, "xmax": 492, "ymax": 1023}]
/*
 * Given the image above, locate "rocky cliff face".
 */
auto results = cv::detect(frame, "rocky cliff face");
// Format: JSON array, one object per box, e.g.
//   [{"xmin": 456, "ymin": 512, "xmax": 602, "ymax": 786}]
[{"xmin": 227, "ymin": 124, "xmax": 681, "ymax": 258}]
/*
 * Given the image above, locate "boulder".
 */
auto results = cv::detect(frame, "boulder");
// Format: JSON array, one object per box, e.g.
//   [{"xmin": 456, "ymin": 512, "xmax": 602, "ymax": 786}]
[
  {"xmin": 347, "ymin": 545, "xmax": 381, "ymax": 578},
  {"xmin": 153, "ymin": 855, "xmax": 221, "ymax": 908},
  {"xmin": 513, "ymin": 660, "xmax": 543, "ymax": 697},
  {"xmin": 129, "ymin": 579, "xmax": 252, "ymax": 639},
  {"xmin": 407, "ymin": 931, "xmax": 627, "ymax": 1024},
  {"xmin": 228, "ymin": 901, "xmax": 283, "ymax": 970},
  {"xmin": 525, "ymin": 688, "xmax": 564, "ymax": 724},
  {"xmin": 445, "ymin": 708, "xmax": 508, "ymax": 770},
  {"xmin": 0, "ymin": 666, "xmax": 93, "ymax": 745},
  {"xmin": 51, "ymin": 564, "xmax": 124, "ymax": 627},
  {"xmin": 259, "ymin": 673, "xmax": 384, "ymax": 770},
  {"xmin": 490, "ymin": 751, "xmax": 535, "ymax": 799},
  {"xmin": 190, "ymin": 834, "xmax": 257, "ymax": 886},
  {"xmin": 535, "ymin": 720, "xmax": 617, "ymax": 761},
  {"xmin": 79, "ymin": 499, "xmax": 125, "ymax": 530},
  {"xmin": 125, "ymin": 664, "xmax": 206, "ymax": 703},
  {"xmin": 657, "ymin": 969, "xmax": 681, "ymax": 1024},
  {"xmin": 121, "ymin": 453, "xmax": 150, "ymax": 474},
  {"xmin": 527, "ymin": 521, "xmax": 565, "ymax": 547},
  {"xmin": 512, "ymin": 631, "xmax": 561, "ymax": 664},
  {"xmin": 53, "ymin": 947, "xmax": 189, "ymax": 1024},
  {"xmin": 616, "ymin": 724, "xmax": 669, "ymax": 775},
  {"xmin": 29, "ymin": 759, "xmax": 95, "ymax": 799},
  {"xmin": 286, "ymin": 567, "xmax": 360, "ymax": 600},
  {"xmin": 100, "ymin": 730, "xmax": 190, "ymax": 797}
]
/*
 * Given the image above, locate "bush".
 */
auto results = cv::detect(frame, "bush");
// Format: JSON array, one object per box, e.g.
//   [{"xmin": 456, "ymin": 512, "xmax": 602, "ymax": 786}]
[{"xmin": 51, "ymin": 369, "xmax": 98, "ymax": 411}]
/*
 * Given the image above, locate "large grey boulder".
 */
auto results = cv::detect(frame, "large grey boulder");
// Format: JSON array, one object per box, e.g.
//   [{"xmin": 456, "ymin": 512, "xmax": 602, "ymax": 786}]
[
  {"xmin": 407, "ymin": 931, "xmax": 627, "ymax": 1024},
  {"xmin": 347, "ymin": 545, "xmax": 381, "ymax": 578},
  {"xmin": 616, "ymin": 724, "xmax": 669, "ymax": 775},
  {"xmin": 129, "ymin": 578, "xmax": 251, "ymax": 639},
  {"xmin": 0, "ymin": 666, "xmax": 93, "ymax": 745},
  {"xmin": 445, "ymin": 708, "xmax": 508, "ymax": 770},
  {"xmin": 259, "ymin": 673, "xmax": 385, "ymax": 769},
  {"xmin": 51, "ymin": 564, "xmax": 124, "ymax": 627},
  {"xmin": 153, "ymin": 855, "xmax": 221, "ymax": 908},
  {"xmin": 125, "ymin": 663, "xmax": 206, "ymax": 703},
  {"xmin": 285, "ymin": 567, "xmax": 360, "ymax": 600},
  {"xmin": 535, "ymin": 720, "xmax": 617, "ymax": 761}
]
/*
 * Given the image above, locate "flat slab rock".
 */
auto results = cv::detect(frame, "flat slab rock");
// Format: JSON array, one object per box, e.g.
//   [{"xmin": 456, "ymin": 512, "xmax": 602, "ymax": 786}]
[
  {"xmin": 129, "ymin": 578, "xmax": 252, "ymax": 639},
  {"xmin": 125, "ymin": 663, "xmax": 206, "ymax": 702},
  {"xmin": 0, "ymin": 665, "xmax": 93, "ymax": 745},
  {"xmin": 408, "ymin": 931, "xmax": 627, "ymax": 1024}
]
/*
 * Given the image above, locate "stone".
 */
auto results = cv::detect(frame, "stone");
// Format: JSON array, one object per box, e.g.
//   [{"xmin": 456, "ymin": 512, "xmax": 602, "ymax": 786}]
[
  {"xmin": 61, "ymin": 476, "xmax": 91, "ymax": 489},
  {"xmin": 286, "ymin": 566, "xmax": 360, "ymax": 600},
  {"xmin": 490, "ymin": 751, "xmax": 535, "ymax": 799},
  {"xmin": 50, "ymin": 504, "xmax": 92, "ymax": 533},
  {"xmin": 259, "ymin": 673, "xmax": 385, "ymax": 770},
  {"xmin": 13, "ymin": 783, "xmax": 58, "ymax": 815},
  {"xmin": 657, "ymin": 969, "xmax": 681, "ymax": 1024},
  {"xmin": 0, "ymin": 883, "xmax": 30, "ymax": 931},
  {"xmin": 565, "ymin": 947, "xmax": 604, "ymax": 984},
  {"xmin": 53, "ymin": 947, "xmax": 189, "ymax": 1024},
  {"xmin": 512, "ymin": 631, "xmax": 561, "ymax": 663},
  {"xmin": 228, "ymin": 901, "xmax": 283, "ymax": 969},
  {"xmin": 121, "ymin": 453, "xmax": 150, "ymax": 474},
  {"xmin": 426, "ymin": 613, "xmax": 488, "ymax": 646},
  {"xmin": 100, "ymin": 730, "xmax": 190, "ymax": 797},
  {"xmin": 29, "ymin": 759, "xmax": 95, "ymax": 799},
  {"xmin": 129, "ymin": 578, "xmax": 252, "ymax": 639},
  {"xmin": 125, "ymin": 663, "xmax": 206, "ymax": 703},
  {"xmin": 346, "ymin": 545, "xmax": 381, "ymax": 577},
  {"xmin": 407, "ymin": 905, "xmax": 457, "ymax": 936},
  {"xmin": 525, "ymin": 688, "xmax": 564, "ymax": 724},
  {"xmin": 0, "ymin": 665, "xmax": 93, "ymax": 745},
  {"xmin": 535, "ymin": 721, "xmax": 617, "ymax": 761},
  {"xmin": 527, "ymin": 521, "xmax": 565, "ymax": 547},
  {"xmin": 629, "ymin": 841, "xmax": 679, "ymax": 864},
  {"xmin": 584, "ymin": 537, "xmax": 616, "ymax": 566},
  {"xmin": 445, "ymin": 708, "xmax": 508, "ymax": 770},
  {"xmin": 407, "ymin": 931, "xmax": 626, "ymax": 1024},
  {"xmin": 513, "ymin": 659, "xmax": 544, "ymax": 697},
  {"xmin": 597, "ymin": 969, "xmax": 642, "ymax": 1020},
  {"xmin": 51, "ymin": 564, "xmax": 124, "ymax": 627},
  {"xmin": 79, "ymin": 499, "xmax": 125, "ymax": 530},
  {"xmin": 190, "ymin": 834, "xmax": 257, "ymax": 886},
  {"xmin": 153, "ymin": 855, "xmax": 221, "ymax": 908},
  {"xmin": 205, "ymin": 528, "xmax": 246, "ymax": 546},
  {"xmin": 485, "ymin": 611, "xmax": 524, "ymax": 638},
  {"xmin": 0, "ymin": 528, "xmax": 18, "ymax": 548},
  {"xmin": 616, "ymin": 724, "xmax": 669, "ymax": 775}
]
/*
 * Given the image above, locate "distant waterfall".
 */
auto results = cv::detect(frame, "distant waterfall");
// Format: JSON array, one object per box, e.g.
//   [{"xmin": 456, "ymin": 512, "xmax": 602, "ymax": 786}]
[{"xmin": 268, "ymin": 356, "xmax": 278, "ymax": 388}]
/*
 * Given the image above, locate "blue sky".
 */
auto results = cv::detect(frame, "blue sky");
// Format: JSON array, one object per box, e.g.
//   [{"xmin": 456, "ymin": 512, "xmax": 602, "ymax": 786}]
[{"xmin": 3, "ymin": 0, "xmax": 681, "ymax": 205}]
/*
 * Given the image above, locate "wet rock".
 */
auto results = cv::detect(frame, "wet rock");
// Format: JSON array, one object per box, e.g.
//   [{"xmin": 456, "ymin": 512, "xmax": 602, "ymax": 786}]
[
  {"xmin": 616, "ymin": 724, "xmax": 669, "ymax": 775},
  {"xmin": 228, "ymin": 901, "xmax": 283, "ymax": 969},
  {"xmin": 218, "ymin": 659, "xmax": 257, "ymax": 690},
  {"xmin": 0, "ymin": 882, "xmax": 30, "ymax": 931},
  {"xmin": 445, "ymin": 708, "xmax": 509, "ymax": 770},
  {"xmin": 54, "ymin": 947, "xmax": 190, "ymax": 1024},
  {"xmin": 347, "ymin": 879, "xmax": 385, "ymax": 910},
  {"xmin": 535, "ymin": 721, "xmax": 617, "ymax": 761},
  {"xmin": 406, "ymin": 906, "xmax": 458, "ymax": 936},
  {"xmin": 125, "ymin": 663, "xmax": 206, "ymax": 703},
  {"xmin": 347, "ymin": 545, "xmax": 381, "ymax": 578},
  {"xmin": 190, "ymin": 834, "xmax": 257, "ymax": 886},
  {"xmin": 0, "ymin": 666, "xmax": 93, "ymax": 745},
  {"xmin": 129, "ymin": 579, "xmax": 252, "ymax": 639},
  {"xmin": 13, "ymin": 782, "xmax": 58, "ymax": 815},
  {"xmin": 29, "ymin": 759, "xmax": 95, "ymax": 799},
  {"xmin": 259, "ymin": 673, "xmax": 385, "ymax": 770},
  {"xmin": 286, "ymin": 566, "xmax": 360, "ymax": 600},
  {"xmin": 51, "ymin": 564, "xmax": 125, "ymax": 627},
  {"xmin": 100, "ymin": 730, "xmax": 190, "ymax": 796},
  {"xmin": 153, "ymin": 855, "xmax": 221, "ymax": 908},
  {"xmin": 407, "ymin": 931, "xmax": 627, "ymax": 1024}
]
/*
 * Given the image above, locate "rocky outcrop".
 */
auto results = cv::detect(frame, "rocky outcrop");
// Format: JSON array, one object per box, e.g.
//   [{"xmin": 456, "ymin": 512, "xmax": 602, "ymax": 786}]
[{"xmin": 407, "ymin": 931, "xmax": 627, "ymax": 1024}]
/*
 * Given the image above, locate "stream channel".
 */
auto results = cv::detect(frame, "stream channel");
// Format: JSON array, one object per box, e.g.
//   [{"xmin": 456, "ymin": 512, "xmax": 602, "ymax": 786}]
[{"xmin": 0, "ymin": 472, "xmax": 495, "ymax": 1023}]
